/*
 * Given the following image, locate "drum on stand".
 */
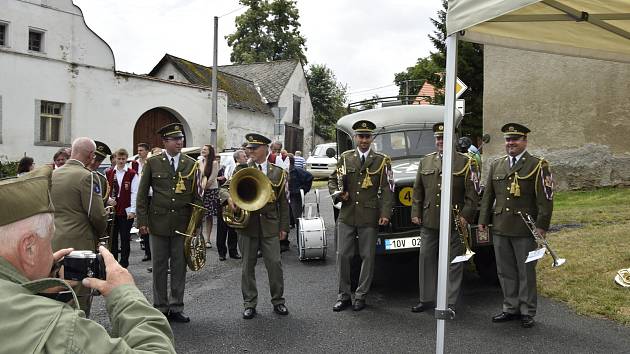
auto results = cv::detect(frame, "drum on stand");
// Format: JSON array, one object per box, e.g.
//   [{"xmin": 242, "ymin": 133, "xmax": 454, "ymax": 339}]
[{"xmin": 298, "ymin": 217, "xmax": 327, "ymax": 260}]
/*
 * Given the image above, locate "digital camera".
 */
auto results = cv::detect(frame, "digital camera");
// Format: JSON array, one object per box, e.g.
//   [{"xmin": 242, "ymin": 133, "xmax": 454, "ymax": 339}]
[{"xmin": 63, "ymin": 250, "xmax": 106, "ymax": 281}]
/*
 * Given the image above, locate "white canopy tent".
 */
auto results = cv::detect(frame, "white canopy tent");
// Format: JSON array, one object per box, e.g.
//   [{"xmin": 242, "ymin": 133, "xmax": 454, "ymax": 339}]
[{"xmin": 435, "ymin": 1, "xmax": 630, "ymax": 352}]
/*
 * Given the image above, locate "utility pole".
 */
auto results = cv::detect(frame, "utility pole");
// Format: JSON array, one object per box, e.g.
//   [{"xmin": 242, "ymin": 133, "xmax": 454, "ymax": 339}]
[{"xmin": 211, "ymin": 16, "xmax": 219, "ymax": 148}]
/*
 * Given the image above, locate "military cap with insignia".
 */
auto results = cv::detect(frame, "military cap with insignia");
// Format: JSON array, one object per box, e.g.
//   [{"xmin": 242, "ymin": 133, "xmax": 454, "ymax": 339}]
[
  {"xmin": 433, "ymin": 122, "xmax": 445, "ymax": 137},
  {"xmin": 245, "ymin": 133, "xmax": 271, "ymax": 148},
  {"xmin": 501, "ymin": 122, "xmax": 530, "ymax": 137},
  {"xmin": 0, "ymin": 166, "xmax": 54, "ymax": 226},
  {"xmin": 158, "ymin": 122, "xmax": 185, "ymax": 138},
  {"xmin": 94, "ymin": 140, "xmax": 111, "ymax": 160},
  {"xmin": 352, "ymin": 120, "xmax": 376, "ymax": 135}
]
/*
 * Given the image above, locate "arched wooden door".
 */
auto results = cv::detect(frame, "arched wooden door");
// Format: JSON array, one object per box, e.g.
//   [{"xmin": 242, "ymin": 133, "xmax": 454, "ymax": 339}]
[{"xmin": 133, "ymin": 108, "xmax": 185, "ymax": 153}]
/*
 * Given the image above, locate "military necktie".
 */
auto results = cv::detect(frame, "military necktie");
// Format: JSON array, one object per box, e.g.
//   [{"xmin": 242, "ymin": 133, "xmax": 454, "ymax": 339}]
[
  {"xmin": 361, "ymin": 154, "xmax": 366, "ymax": 166},
  {"xmin": 170, "ymin": 157, "xmax": 176, "ymax": 173},
  {"xmin": 511, "ymin": 156, "xmax": 517, "ymax": 168}
]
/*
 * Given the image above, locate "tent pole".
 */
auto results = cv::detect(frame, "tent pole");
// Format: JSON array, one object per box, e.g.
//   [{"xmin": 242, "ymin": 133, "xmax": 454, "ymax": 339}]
[{"xmin": 435, "ymin": 33, "xmax": 458, "ymax": 354}]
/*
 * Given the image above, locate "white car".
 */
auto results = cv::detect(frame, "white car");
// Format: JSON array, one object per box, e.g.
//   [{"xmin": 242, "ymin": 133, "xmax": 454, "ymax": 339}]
[{"xmin": 306, "ymin": 143, "xmax": 337, "ymax": 179}]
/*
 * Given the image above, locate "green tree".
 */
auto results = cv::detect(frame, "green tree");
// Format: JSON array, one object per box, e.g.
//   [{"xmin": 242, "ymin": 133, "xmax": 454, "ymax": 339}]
[
  {"xmin": 226, "ymin": 0, "xmax": 307, "ymax": 64},
  {"xmin": 394, "ymin": 0, "xmax": 484, "ymax": 138},
  {"xmin": 306, "ymin": 64, "xmax": 348, "ymax": 140}
]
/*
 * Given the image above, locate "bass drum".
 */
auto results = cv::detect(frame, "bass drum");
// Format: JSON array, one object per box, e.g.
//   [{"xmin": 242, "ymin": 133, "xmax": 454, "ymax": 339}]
[{"xmin": 297, "ymin": 217, "xmax": 327, "ymax": 261}]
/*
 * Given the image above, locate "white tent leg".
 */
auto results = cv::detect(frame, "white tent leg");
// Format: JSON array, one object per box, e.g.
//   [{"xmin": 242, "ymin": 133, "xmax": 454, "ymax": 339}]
[{"xmin": 435, "ymin": 33, "xmax": 458, "ymax": 354}]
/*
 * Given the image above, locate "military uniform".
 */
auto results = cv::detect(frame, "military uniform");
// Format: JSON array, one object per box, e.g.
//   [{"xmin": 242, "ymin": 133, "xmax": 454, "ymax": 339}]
[
  {"xmin": 0, "ymin": 167, "xmax": 175, "ymax": 353},
  {"xmin": 410, "ymin": 123, "xmax": 479, "ymax": 309},
  {"xmin": 136, "ymin": 123, "xmax": 201, "ymax": 318},
  {"xmin": 329, "ymin": 120, "xmax": 394, "ymax": 309},
  {"xmin": 51, "ymin": 157, "xmax": 107, "ymax": 315},
  {"xmin": 479, "ymin": 123, "xmax": 553, "ymax": 325},
  {"xmin": 220, "ymin": 134, "xmax": 289, "ymax": 318}
]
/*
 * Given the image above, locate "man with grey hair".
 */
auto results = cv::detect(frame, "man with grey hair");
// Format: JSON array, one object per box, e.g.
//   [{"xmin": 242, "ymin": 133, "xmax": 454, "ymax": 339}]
[
  {"xmin": 0, "ymin": 167, "xmax": 175, "ymax": 353},
  {"xmin": 51, "ymin": 137, "xmax": 107, "ymax": 315}
]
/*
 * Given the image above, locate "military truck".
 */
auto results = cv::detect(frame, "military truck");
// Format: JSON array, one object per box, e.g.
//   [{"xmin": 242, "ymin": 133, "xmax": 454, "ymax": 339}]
[{"xmin": 333, "ymin": 104, "xmax": 496, "ymax": 280}]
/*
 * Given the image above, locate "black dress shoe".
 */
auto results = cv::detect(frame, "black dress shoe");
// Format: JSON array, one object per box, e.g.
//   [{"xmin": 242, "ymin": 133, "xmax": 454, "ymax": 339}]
[
  {"xmin": 147, "ymin": 267, "xmax": 152, "ymax": 273},
  {"xmin": 411, "ymin": 302, "xmax": 431, "ymax": 313},
  {"xmin": 229, "ymin": 253, "xmax": 242, "ymax": 259},
  {"xmin": 521, "ymin": 315, "xmax": 535, "ymax": 328},
  {"xmin": 141, "ymin": 255, "xmax": 151, "ymax": 262},
  {"xmin": 243, "ymin": 307, "xmax": 256, "ymax": 319},
  {"xmin": 353, "ymin": 299, "xmax": 366, "ymax": 311},
  {"xmin": 333, "ymin": 299, "xmax": 352, "ymax": 312},
  {"xmin": 168, "ymin": 311, "xmax": 190, "ymax": 323},
  {"xmin": 492, "ymin": 312, "xmax": 519, "ymax": 322},
  {"xmin": 257, "ymin": 250, "xmax": 263, "ymax": 258},
  {"xmin": 273, "ymin": 304, "xmax": 289, "ymax": 315},
  {"xmin": 219, "ymin": 255, "xmax": 226, "ymax": 261}
]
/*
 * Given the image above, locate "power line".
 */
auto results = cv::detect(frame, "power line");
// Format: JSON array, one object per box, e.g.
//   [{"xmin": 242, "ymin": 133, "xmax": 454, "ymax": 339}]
[
  {"xmin": 218, "ymin": 5, "xmax": 247, "ymax": 18},
  {"xmin": 348, "ymin": 83, "xmax": 396, "ymax": 95}
]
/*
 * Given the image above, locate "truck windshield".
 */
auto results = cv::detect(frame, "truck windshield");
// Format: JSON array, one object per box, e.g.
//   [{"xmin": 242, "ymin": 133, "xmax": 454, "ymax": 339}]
[{"xmin": 372, "ymin": 130, "xmax": 436, "ymax": 159}]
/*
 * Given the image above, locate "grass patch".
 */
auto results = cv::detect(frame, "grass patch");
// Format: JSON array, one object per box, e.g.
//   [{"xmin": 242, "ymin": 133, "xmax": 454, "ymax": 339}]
[{"xmin": 539, "ymin": 187, "xmax": 630, "ymax": 325}]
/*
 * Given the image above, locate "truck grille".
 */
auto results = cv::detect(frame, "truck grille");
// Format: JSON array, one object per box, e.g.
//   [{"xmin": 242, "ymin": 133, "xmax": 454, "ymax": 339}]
[{"xmin": 390, "ymin": 205, "xmax": 414, "ymax": 231}]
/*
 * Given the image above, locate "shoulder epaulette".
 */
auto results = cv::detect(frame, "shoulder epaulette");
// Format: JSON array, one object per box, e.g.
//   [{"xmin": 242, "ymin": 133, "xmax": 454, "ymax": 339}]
[
  {"xmin": 182, "ymin": 154, "xmax": 196, "ymax": 162},
  {"xmin": 493, "ymin": 155, "xmax": 508, "ymax": 163},
  {"xmin": 341, "ymin": 149, "xmax": 354, "ymax": 156},
  {"xmin": 94, "ymin": 170, "xmax": 106, "ymax": 178},
  {"xmin": 372, "ymin": 151, "xmax": 389, "ymax": 158},
  {"xmin": 147, "ymin": 154, "xmax": 163, "ymax": 161}
]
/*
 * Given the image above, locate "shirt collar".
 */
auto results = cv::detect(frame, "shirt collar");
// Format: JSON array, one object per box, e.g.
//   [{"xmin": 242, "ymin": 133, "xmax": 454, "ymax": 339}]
[
  {"xmin": 356, "ymin": 147, "xmax": 371, "ymax": 158},
  {"xmin": 115, "ymin": 164, "xmax": 129, "ymax": 172},
  {"xmin": 510, "ymin": 150, "xmax": 527, "ymax": 163},
  {"xmin": 164, "ymin": 151, "xmax": 180, "ymax": 161},
  {"xmin": 0, "ymin": 256, "xmax": 29, "ymax": 285}
]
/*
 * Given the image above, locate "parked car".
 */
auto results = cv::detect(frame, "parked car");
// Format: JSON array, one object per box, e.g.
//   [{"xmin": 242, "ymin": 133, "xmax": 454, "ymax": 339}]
[{"xmin": 306, "ymin": 143, "xmax": 337, "ymax": 179}]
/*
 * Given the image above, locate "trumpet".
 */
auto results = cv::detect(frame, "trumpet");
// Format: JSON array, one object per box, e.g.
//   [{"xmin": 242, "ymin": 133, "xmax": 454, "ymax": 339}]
[
  {"xmin": 98, "ymin": 205, "xmax": 116, "ymax": 251},
  {"xmin": 518, "ymin": 211, "xmax": 566, "ymax": 267},
  {"xmin": 452, "ymin": 205, "xmax": 475, "ymax": 260}
]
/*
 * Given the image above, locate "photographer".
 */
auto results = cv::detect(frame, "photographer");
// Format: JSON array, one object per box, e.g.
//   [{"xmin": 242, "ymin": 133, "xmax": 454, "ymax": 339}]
[{"xmin": 0, "ymin": 167, "xmax": 175, "ymax": 353}]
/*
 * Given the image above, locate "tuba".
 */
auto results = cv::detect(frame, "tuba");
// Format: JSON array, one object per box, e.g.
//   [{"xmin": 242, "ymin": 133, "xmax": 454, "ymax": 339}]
[
  {"xmin": 518, "ymin": 211, "xmax": 566, "ymax": 267},
  {"xmin": 222, "ymin": 167, "xmax": 273, "ymax": 228},
  {"xmin": 175, "ymin": 203, "xmax": 208, "ymax": 271}
]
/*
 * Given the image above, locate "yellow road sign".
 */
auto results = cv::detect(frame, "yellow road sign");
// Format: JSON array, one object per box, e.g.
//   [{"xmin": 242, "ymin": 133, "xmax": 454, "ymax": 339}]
[{"xmin": 455, "ymin": 78, "xmax": 468, "ymax": 99}]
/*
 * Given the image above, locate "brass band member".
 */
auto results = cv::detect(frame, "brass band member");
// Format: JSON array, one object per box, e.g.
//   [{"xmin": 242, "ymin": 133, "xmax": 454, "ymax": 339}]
[
  {"xmin": 479, "ymin": 123, "xmax": 554, "ymax": 328},
  {"xmin": 137, "ymin": 123, "xmax": 202, "ymax": 323},
  {"xmin": 329, "ymin": 120, "xmax": 394, "ymax": 312},
  {"xmin": 220, "ymin": 133, "xmax": 290, "ymax": 320},
  {"xmin": 410, "ymin": 123, "xmax": 479, "ymax": 313}
]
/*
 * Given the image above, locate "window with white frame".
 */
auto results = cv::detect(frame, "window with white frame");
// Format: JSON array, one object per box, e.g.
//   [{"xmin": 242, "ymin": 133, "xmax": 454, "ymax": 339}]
[
  {"xmin": 0, "ymin": 23, "xmax": 6, "ymax": 46},
  {"xmin": 40, "ymin": 101, "xmax": 63, "ymax": 142},
  {"xmin": 29, "ymin": 29, "xmax": 44, "ymax": 52}
]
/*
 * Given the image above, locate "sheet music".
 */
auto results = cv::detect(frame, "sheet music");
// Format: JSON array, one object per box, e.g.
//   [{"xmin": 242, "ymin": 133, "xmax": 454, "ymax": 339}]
[
  {"xmin": 525, "ymin": 247, "xmax": 546, "ymax": 263},
  {"xmin": 451, "ymin": 252, "xmax": 474, "ymax": 264}
]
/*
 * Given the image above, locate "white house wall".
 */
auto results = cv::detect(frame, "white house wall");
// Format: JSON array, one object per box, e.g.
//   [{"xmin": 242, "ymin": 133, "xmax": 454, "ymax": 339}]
[
  {"xmin": 0, "ymin": 0, "xmax": 222, "ymax": 163},
  {"xmin": 222, "ymin": 107, "xmax": 274, "ymax": 150},
  {"xmin": 275, "ymin": 64, "xmax": 314, "ymax": 154}
]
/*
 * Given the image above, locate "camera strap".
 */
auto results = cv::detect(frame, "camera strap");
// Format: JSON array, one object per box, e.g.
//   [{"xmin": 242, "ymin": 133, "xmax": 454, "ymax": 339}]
[{"xmin": 22, "ymin": 278, "xmax": 80, "ymax": 310}]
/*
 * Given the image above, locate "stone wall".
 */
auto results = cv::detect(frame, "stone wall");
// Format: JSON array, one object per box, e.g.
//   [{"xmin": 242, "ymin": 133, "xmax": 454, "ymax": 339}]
[{"xmin": 482, "ymin": 46, "xmax": 630, "ymax": 190}]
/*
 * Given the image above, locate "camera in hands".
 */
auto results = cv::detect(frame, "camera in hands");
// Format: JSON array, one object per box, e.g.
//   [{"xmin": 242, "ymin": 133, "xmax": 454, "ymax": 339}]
[{"xmin": 63, "ymin": 250, "xmax": 106, "ymax": 281}]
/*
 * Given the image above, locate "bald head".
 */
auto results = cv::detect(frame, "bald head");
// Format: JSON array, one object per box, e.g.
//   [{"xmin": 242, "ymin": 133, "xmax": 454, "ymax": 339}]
[{"xmin": 71, "ymin": 137, "xmax": 96, "ymax": 166}]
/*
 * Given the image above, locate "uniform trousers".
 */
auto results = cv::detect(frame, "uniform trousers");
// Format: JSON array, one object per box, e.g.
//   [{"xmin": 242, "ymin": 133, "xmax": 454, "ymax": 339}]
[
  {"xmin": 216, "ymin": 206, "xmax": 238, "ymax": 257},
  {"xmin": 418, "ymin": 227, "xmax": 464, "ymax": 305},
  {"xmin": 336, "ymin": 222, "xmax": 377, "ymax": 301},
  {"xmin": 150, "ymin": 234, "xmax": 187, "ymax": 313},
  {"xmin": 238, "ymin": 233, "xmax": 285, "ymax": 309},
  {"xmin": 112, "ymin": 216, "xmax": 133, "ymax": 268},
  {"xmin": 493, "ymin": 234, "xmax": 538, "ymax": 316}
]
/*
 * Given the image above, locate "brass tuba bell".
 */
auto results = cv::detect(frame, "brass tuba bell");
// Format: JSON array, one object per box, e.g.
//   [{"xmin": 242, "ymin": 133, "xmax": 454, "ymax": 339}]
[{"xmin": 222, "ymin": 167, "xmax": 273, "ymax": 228}]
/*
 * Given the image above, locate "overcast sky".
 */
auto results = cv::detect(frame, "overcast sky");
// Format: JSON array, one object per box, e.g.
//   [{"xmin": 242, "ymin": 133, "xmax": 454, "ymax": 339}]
[{"xmin": 73, "ymin": 0, "xmax": 443, "ymax": 103}]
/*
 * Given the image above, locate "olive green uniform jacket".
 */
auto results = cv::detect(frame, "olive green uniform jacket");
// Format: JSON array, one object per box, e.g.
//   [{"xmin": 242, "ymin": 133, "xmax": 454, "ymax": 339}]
[
  {"xmin": 479, "ymin": 151, "xmax": 553, "ymax": 236},
  {"xmin": 219, "ymin": 162, "xmax": 290, "ymax": 236},
  {"xmin": 137, "ymin": 153, "xmax": 201, "ymax": 237},
  {"xmin": 328, "ymin": 149, "xmax": 394, "ymax": 227},
  {"xmin": 51, "ymin": 159, "xmax": 107, "ymax": 252},
  {"xmin": 411, "ymin": 152, "xmax": 478, "ymax": 229},
  {"xmin": 0, "ymin": 257, "xmax": 175, "ymax": 354}
]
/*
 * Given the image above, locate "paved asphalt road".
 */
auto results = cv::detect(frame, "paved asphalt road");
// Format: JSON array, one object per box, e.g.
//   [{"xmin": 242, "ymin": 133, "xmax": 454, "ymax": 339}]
[{"xmin": 91, "ymin": 189, "xmax": 630, "ymax": 353}]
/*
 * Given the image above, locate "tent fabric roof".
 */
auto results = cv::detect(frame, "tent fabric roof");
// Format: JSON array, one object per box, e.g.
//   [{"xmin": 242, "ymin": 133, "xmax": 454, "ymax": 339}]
[
  {"xmin": 447, "ymin": 0, "xmax": 630, "ymax": 63},
  {"xmin": 218, "ymin": 60, "xmax": 299, "ymax": 104},
  {"xmin": 149, "ymin": 54, "xmax": 272, "ymax": 115}
]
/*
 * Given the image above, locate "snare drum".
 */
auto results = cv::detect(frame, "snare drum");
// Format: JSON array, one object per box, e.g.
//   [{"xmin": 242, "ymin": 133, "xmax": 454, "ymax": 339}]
[{"xmin": 297, "ymin": 217, "xmax": 327, "ymax": 260}]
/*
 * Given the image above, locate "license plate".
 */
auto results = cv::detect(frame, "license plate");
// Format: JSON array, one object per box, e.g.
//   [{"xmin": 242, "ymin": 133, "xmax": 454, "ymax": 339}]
[{"xmin": 384, "ymin": 236, "xmax": 421, "ymax": 250}]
